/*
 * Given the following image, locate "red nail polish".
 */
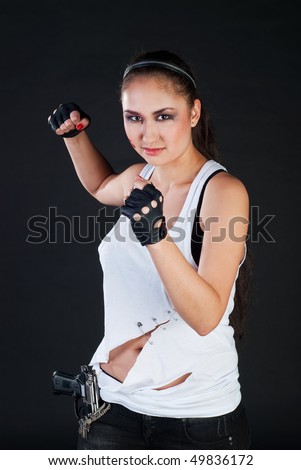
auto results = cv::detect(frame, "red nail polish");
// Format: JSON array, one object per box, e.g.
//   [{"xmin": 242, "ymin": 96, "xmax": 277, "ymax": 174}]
[{"xmin": 76, "ymin": 123, "xmax": 84, "ymax": 130}]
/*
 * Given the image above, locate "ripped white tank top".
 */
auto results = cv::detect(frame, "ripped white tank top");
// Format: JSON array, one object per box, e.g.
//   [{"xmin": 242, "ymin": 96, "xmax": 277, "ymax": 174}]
[{"xmin": 89, "ymin": 159, "xmax": 247, "ymax": 418}]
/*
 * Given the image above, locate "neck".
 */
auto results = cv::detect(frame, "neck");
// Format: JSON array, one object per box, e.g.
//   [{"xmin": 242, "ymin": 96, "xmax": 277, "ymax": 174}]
[{"xmin": 151, "ymin": 148, "xmax": 209, "ymax": 192}]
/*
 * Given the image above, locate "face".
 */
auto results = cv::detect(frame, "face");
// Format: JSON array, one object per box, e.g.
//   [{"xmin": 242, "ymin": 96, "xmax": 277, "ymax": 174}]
[{"xmin": 121, "ymin": 76, "xmax": 200, "ymax": 166}]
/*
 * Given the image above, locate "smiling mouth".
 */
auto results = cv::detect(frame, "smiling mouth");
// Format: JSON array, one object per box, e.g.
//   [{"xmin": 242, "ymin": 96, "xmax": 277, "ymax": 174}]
[{"xmin": 142, "ymin": 147, "xmax": 164, "ymax": 155}]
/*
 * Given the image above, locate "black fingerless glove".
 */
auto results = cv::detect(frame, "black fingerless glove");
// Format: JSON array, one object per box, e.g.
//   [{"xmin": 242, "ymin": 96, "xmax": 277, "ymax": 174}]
[
  {"xmin": 120, "ymin": 183, "xmax": 167, "ymax": 246},
  {"xmin": 48, "ymin": 102, "xmax": 91, "ymax": 138}
]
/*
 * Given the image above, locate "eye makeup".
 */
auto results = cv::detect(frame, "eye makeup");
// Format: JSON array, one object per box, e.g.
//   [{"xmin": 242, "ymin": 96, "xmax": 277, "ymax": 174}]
[{"xmin": 124, "ymin": 113, "xmax": 175, "ymax": 122}]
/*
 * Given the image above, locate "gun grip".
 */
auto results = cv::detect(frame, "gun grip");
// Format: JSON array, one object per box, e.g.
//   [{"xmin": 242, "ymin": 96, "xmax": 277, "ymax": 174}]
[{"xmin": 52, "ymin": 370, "xmax": 82, "ymax": 396}]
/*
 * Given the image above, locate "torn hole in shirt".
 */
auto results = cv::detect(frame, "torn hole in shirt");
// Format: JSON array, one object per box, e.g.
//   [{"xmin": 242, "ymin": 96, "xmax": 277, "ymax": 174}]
[
  {"xmin": 153, "ymin": 372, "xmax": 192, "ymax": 390},
  {"xmin": 100, "ymin": 363, "xmax": 192, "ymax": 391},
  {"xmin": 100, "ymin": 320, "xmax": 193, "ymax": 388}
]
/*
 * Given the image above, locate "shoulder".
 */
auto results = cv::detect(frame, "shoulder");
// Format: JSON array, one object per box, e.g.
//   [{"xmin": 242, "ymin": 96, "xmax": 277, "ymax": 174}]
[
  {"xmin": 207, "ymin": 170, "xmax": 249, "ymax": 199},
  {"xmin": 120, "ymin": 163, "xmax": 148, "ymax": 191},
  {"xmin": 122, "ymin": 162, "xmax": 148, "ymax": 179},
  {"xmin": 201, "ymin": 170, "xmax": 249, "ymax": 221}
]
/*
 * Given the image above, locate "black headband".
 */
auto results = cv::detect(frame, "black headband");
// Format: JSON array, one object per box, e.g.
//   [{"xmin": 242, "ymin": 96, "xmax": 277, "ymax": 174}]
[{"xmin": 123, "ymin": 60, "xmax": 197, "ymax": 88}]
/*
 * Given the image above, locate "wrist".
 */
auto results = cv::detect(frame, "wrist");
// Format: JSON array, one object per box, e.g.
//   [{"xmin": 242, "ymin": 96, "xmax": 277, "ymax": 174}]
[
  {"xmin": 63, "ymin": 129, "xmax": 86, "ymax": 141},
  {"xmin": 63, "ymin": 130, "xmax": 89, "ymax": 149},
  {"xmin": 146, "ymin": 230, "xmax": 172, "ymax": 250}
]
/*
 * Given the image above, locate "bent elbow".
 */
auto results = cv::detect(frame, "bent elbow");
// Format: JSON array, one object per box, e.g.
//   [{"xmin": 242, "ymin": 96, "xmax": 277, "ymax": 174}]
[
  {"xmin": 194, "ymin": 311, "xmax": 224, "ymax": 336},
  {"xmin": 195, "ymin": 324, "xmax": 216, "ymax": 336}
]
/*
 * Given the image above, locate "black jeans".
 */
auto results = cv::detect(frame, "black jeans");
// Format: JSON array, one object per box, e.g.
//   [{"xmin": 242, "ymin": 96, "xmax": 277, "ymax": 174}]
[{"xmin": 77, "ymin": 402, "xmax": 251, "ymax": 450}]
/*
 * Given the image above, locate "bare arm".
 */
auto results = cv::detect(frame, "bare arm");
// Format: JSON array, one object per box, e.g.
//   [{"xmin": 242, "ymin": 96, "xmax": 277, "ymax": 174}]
[
  {"xmin": 63, "ymin": 131, "xmax": 115, "ymax": 196},
  {"xmin": 49, "ymin": 104, "xmax": 146, "ymax": 206},
  {"xmin": 146, "ymin": 173, "xmax": 249, "ymax": 336},
  {"xmin": 64, "ymin": 131, "xmax": 146, "ymax": 206}
]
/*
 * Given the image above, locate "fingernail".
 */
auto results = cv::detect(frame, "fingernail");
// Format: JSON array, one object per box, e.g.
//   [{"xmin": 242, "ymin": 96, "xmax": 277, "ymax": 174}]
[{"xmin": 76, "ymin": 123, "xmax": 84, "ymax": 130}]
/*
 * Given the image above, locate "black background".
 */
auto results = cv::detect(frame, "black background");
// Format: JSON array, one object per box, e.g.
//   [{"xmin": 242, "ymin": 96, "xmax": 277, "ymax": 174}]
[{"xmin": 1, "ymin": 0, "xmax": 300, "ymax": 450}]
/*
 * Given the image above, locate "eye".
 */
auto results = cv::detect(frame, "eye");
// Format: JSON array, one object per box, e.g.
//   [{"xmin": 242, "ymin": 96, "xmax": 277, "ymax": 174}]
[
  {"xmin": 126, "ymin": 115, "xmax": 142, "ymax": 122},
  {"xmin": 157, "ymin": 114, "xmax": 174, "ymax": 121}
]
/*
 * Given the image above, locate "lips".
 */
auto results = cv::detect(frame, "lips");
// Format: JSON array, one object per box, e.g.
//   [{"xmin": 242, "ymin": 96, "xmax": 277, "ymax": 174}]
[{"xmin": 142, "ymin": 147, "xmax": 164, "ymax": 156}]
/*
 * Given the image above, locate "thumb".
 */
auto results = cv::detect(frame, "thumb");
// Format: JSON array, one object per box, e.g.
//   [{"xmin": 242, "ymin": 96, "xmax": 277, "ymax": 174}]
[
  {"xmin": 75, "ymin": 118, "xmax": 90, "ymax": 131},
  {"xmin": 69, "ymin": 111, "xmax": 90, "ymax": 130}
]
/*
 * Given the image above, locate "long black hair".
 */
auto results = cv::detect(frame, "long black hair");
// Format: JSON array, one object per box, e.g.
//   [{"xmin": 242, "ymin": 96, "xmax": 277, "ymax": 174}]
[{"xmin": 120, "ymin": 49, "xmax": 253, "ymax": 340}]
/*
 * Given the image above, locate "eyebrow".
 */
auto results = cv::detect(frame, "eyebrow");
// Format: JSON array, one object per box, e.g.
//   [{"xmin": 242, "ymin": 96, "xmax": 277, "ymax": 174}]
[{"xmin": 123, "ymin": 107, "xmax": 176, "ymax": 115}]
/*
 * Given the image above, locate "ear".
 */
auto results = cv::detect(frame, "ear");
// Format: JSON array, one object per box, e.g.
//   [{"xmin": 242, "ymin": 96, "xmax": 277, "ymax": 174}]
[{"xmin": 191, "ymin": 99, "xmax": 201, "ymax": 128}]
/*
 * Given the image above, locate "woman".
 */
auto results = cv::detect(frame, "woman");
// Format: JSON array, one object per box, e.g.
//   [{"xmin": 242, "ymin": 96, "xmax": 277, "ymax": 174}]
[{"xmin": 49, "ymin": 49, "xmax": 252, "ymax": 450}]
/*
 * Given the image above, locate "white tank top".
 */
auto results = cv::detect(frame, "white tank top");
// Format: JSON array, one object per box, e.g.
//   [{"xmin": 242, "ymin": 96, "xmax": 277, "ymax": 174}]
[{"xmin": 89, "ymin": 159, "xmax": 247, "ymax": 418}]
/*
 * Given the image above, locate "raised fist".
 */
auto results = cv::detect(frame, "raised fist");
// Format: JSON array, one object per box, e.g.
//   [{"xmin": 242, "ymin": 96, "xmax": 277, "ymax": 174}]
[
  {"xmin": 121, "ymin": 181, "xmax": 167, "ymax": 246},
  {"xmin": 48, "ymin": 103, "xmax": 91, "ymax": 138}
]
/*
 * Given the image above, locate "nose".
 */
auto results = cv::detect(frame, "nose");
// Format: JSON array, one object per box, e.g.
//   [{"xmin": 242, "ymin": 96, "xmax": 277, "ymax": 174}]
[{"xmin": 141, "ymin": 120, "xmax": 159, "ymax": 145}]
